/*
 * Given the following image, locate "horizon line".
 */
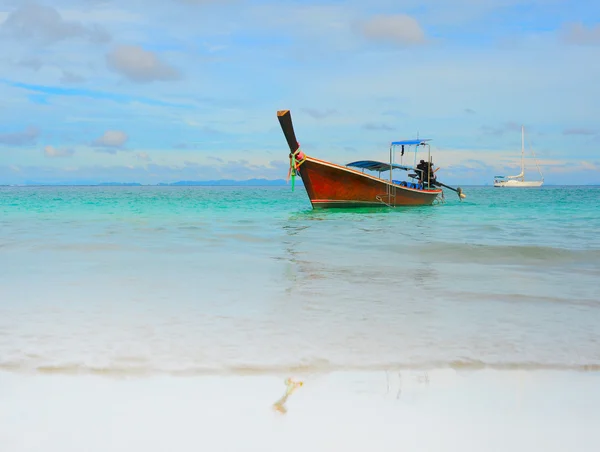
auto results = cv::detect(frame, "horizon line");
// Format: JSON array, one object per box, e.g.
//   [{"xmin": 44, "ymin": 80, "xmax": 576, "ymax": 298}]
[{"xmin": 2, "ymin": 182, "xmax": 599, "ymax": 188}]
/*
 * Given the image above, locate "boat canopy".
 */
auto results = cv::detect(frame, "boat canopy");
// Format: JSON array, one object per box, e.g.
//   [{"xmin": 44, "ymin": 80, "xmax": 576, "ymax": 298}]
[
  {"xmin": 391, "ymin": 139, "xmax": 431, "ymax": 146},
  {"xmin": 346, "ymin": 160, "xmax": 415, "ymax": 172}
]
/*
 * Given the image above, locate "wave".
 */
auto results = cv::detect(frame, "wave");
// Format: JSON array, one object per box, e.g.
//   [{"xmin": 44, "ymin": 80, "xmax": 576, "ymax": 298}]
[
  {"xmin": 2, "ymin": 359, "xmax": 599, "ymax": 377},
  {"xmin": 410, "ymin": 242, "xmax": 600, "ymax": 264}
]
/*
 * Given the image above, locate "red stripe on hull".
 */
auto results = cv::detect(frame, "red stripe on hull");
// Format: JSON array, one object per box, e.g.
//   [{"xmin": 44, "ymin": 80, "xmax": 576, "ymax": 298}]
[{"xmin": 298, "ymin": 157, "xmax": 441, "ymax": 208}]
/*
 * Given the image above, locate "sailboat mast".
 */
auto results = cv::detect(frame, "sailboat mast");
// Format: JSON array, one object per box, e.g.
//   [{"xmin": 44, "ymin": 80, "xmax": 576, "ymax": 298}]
[{"xmin": 521, "ymin": 125, "xmax": 525, "ymax": 181}]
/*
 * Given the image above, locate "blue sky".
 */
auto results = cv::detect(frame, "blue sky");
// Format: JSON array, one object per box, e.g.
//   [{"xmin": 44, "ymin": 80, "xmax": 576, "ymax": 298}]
[{"xmin": 0, "ymin": 0, "xmax": 599, "ymax": 185}]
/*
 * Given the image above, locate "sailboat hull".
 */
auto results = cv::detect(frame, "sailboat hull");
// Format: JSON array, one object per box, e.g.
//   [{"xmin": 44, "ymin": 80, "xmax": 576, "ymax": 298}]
[
  {"xmin": 298, "ymin": 156, "xmax": 441, "ymax": 208},
  {"xmin": 494, "ymin": 180, "xmax": 543, "ymax": 187}
]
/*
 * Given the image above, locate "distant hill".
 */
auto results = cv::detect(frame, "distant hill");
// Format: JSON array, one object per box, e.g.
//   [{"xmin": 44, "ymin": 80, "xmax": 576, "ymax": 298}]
[
  {"xmin": 8, "ymin": 178, "xmax": 298, "ymax": 187},
  {"xmin": 97, "ymin": 182, "xmax": 143, "ymax": 186},
  {"xmin": 157, "ymin": 178, "xmax": 296, "ymax": 186}
]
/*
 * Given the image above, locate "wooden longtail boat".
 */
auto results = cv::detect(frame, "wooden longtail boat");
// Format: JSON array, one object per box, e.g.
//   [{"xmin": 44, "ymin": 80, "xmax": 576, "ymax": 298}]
[{"xmin": 276, "ymin": 109, "xmax": 465, "ymax": 209}]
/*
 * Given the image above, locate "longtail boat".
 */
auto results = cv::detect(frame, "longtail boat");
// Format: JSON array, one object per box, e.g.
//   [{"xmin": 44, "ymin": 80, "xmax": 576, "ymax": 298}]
[{"xmin": 277, "ymin": 109, "xmax": 465, "ymax": 209}]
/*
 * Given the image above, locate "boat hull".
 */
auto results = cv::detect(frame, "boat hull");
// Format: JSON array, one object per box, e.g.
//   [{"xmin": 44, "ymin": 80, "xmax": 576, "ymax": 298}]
[
  {"xmin": 297, "ymin": 156, "xmax": 441, "ymax": 208},
  {"xmin": 494, "ymin": 180, "xmax": 543, "ymax": 187}
]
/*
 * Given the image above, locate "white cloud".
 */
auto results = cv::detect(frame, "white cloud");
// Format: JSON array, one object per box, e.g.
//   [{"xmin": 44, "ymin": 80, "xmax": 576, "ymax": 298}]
[
  {"xmin": 0, "ymin": 126, "xmax": 40, "ymax": 146},
  {"xmin": 60, "ymin": 71, "xmax": 86, "ymax": 84},
  {"xmin": 18, "ymin": 57, "xmax": 44, "ymax": 70},
  {"xmin": 136, "ymin": 151, "xmax": 151, "ymax": 161},
  {"xmin": 60, "ymin": 8, "xmax": 144, "ymax": 24},
  {"xmin": 561, "ymin": 23, "xmax": 600, "ymax": 46},
  {"xmin": 363, "ymin": 122, "xmax": 395, "ymax": 131},
  {"xmin": 563, "ymin": 128, "xmax": 597, "ymax": 136},
  {"xmin": 1, "ymin": 3, "xmax": 110, "ymax": 43},
  {"xmin": 301, "ymin": 108, "xmax": 338, "ymax": 119},
  {"xmin": 0, "ymin": 159, "xmax": 289, "ymax": 185},
  {"xmin": 176, "ymin": 0, "xmax": 239, "ymax": 4},
  {"xmin": 44, "ymin": 145, "xmax": 74, "ymax": 158},
  {"xmin": 93, "ymin": 130, "xmax": 128, "ymax": 148},
  {"xmin": 360, "ymin": 14, "xmax": 426, "ymax": 46},
  {"xmin": 106, "ymin": 45, "xmax": 181, "ymax": 83},
  {"xmin": 580, "ymin": 161, "xmax": 599, "ymax": 171}
]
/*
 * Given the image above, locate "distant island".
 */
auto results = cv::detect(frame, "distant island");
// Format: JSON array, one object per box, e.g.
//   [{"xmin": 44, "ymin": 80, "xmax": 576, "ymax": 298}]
[
  {"xmin": 3, "ymin": 178, "xmax": 301, "ymax": 187},
  {"xmin": 156, "ymin": 178, "xmax": 295, "ymax": 186},
  {"xmin": 97, "ymin": 182, "xmax": 144, "ymax": 186}
]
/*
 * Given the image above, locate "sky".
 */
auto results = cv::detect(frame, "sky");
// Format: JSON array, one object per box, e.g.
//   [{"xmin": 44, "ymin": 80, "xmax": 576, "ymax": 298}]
[{"xmin": 0, "ymin": 0, "xmax": 599, "ymax": 185}]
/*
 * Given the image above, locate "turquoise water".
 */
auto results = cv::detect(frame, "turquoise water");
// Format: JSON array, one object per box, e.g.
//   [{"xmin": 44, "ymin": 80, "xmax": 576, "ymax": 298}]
[{"xmin": 1, "ymin": 185, "xmax": 599, "ymax": 374}]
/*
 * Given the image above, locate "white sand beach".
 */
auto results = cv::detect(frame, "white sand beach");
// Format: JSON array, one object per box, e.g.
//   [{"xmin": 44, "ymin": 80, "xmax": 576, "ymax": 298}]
[{"xmin": 1, "ymin": 369, "xmax": 599, "ymax": 452}]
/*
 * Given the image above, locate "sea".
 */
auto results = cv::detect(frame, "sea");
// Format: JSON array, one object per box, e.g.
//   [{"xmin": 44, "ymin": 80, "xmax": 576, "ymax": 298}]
[
  {"xmin": 2, "ymin": 184, "xmax": 599, "ymax": 374},
  {"xmin": 1, "ymin": 185, "xmax": 600, "ymax": 451}
]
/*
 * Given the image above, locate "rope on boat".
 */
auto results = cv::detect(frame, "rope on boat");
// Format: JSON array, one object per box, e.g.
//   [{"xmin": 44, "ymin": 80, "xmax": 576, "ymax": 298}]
[
  {"xmin": 287, "ymin": 145, "xmax": 307, "ymax": 191},
  {"xmin": 272, "ymin": 377, "xmax": 304, "ymax": 414}
]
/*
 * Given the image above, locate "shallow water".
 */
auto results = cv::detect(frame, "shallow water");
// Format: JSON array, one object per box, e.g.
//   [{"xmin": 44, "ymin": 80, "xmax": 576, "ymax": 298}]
[{"xmin": 1, "ymin": 185, "xmax": 599, "ymax": 375}]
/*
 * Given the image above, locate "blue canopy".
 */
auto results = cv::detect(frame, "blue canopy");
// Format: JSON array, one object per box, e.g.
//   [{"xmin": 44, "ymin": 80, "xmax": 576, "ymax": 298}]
[
  {"xmin": 391, "ymin": 139, "xmax": 431, "ymax": 146},
  {"xmin": 346, "ymin": 160, "xmax": 415, "ymax": 172}
]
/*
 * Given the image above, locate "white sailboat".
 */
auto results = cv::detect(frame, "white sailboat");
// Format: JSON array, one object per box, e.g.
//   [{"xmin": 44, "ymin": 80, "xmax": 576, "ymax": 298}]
[{"xmin": 494, "ymin": 125, "xmax": 543, "ymax": 187}]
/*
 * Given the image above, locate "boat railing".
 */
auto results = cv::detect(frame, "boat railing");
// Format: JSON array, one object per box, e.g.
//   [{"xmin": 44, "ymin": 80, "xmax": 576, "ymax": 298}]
[{"xmin": 376, "ymin": 183, "xmax": 397, "ymax": 207}]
